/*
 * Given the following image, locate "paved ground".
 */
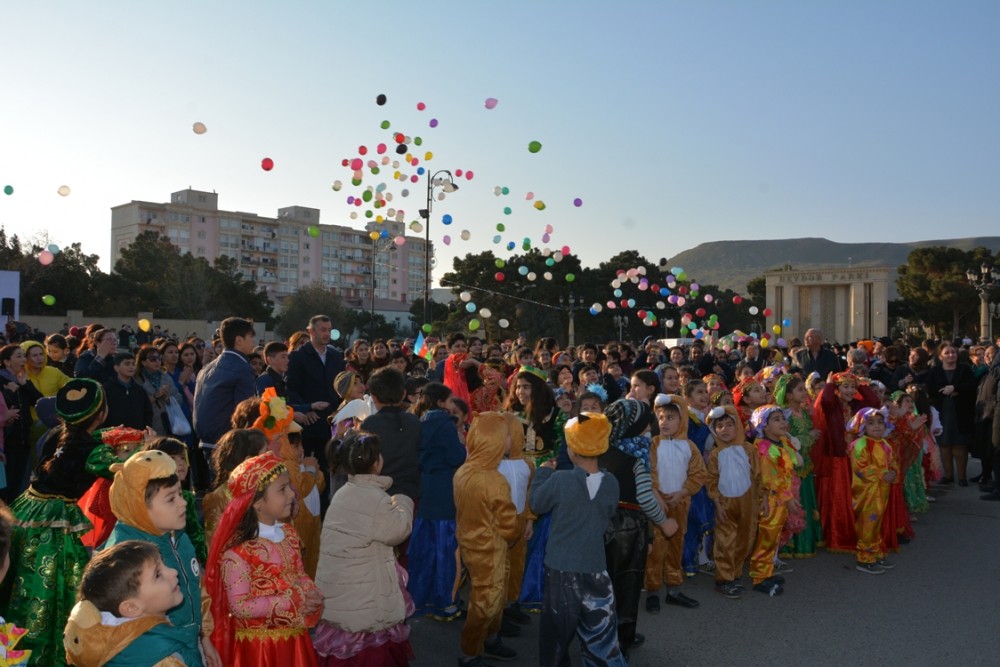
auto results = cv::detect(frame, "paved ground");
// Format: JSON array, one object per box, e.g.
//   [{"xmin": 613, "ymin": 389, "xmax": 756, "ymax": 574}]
[{"xmin": 409, "ymin": 460, "xmax": 1000, "ymax": 666}]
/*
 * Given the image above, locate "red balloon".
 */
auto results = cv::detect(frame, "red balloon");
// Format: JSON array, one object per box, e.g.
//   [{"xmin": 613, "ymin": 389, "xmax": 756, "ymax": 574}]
[
  {"xmin": 495, "ymin": 272, "xmax": 505, "ymax": 281},
  {"xmin": 261, "ymin": 157, "xmax": 274, "ymax": 171},
  {"xmin": 733, "ymin": 295, "xmax": 743, "ymax": 304},
  {"xmin": 763, "ymin": 308, "xmax": 773, "ymax": 317},
  {"xmin": 394, "ymin": 133, "xmax": 406, "ymax": 144},
  {"xmin": 455, "ymin": 169, "xmax": 463, "ymax": 177},
  {"xmin": 350, "ymin": 158, "xmax": 363, "ymax": 171},
  {"xmin": 358, "ymin": 145, "xmax": 368, "ymax": 155},
  {"xmin": 465, "ymin": 170, "xmax": 474, "ymax": 180},
  {"xmin": 341, "ymin": 158, "xmax": 349, "ymax": 167},
  {"xmin": 637, "ymin": 310, "xmax": 647, "ymax": 319},
  {"xmin": 678, "ymin": 286, "xmax": 688, "ymax": 295},
  {"xmin": 620, "ymin": 300, "xmax": 629, "ymax": 309},
  {"xmin": 695, "ymin": 308, "xmax": 706, "ymax": 317},
  {"xmin": 377, "ymin": 143, "xmax": 387, "ymax": 154}
]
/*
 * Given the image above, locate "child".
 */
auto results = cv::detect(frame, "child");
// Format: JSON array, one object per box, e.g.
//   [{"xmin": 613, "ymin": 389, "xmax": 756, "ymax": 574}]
[
  {"xmin": 64, "ymin": 541, "xmax": 188, "ymax": 666},
  {"xmin": 774, "ymin": 375, "xmax": 824, "ymax": 558},
  {"xmin": 530, "ymin": 413, "xmax": 627, "ymax": 667},
  {"xmin": 681, "ymin": 379, "xmax": 716, "ymax": 576},
  {"xmin": 314, "ymin": 432, "xmax": 415, "ymax": 666},
  {"xmin": 0, "ymin": 499, "xmax": 31, "ymax": 665},
  {"xmin": 203, "ymin": 429, "xmax": 269, "ymax": 546},
  {"xmin": 251, "ymin": 388, "xmax": 324, "ymax": 578},
  {"xmin": 1, "ymin": 378, "xmax": 107, "ymax": 666},
  {"xmin": 79, "ymin": 425, "xmax": 148, "ymax": 549},
  {"xmin": 711, "ymin": 390, "xmax": 734, "ymax": 407},
  {"xmin": 891, "ymin": 391, "xmax": 930, "ymax": 513},
  {"xmin": 848, "ymin": 408, "xmax": 899, "ymax": 574},
  {"xmin": 206, "ymin": 452, "xmax": 322, "ymax": 666},
  {"xmin": 705, "ymin": 405, "xmax": 759, "ymax": 599},
  {"xmin": 748, "ymin": 405, "xmax": 801, "ymax": 595},
  {"xmin": 144, "ymin": 437, "xmax": 209, "ymax": 564},
  {"xmin": 454, "ymin": 412, "xmax": 521, "ymax": 665},
  {"xmin": 408, "ymin": 382, "xmax": 467, "ymax": 620},
  {"xmin": 645, "ymin": 394, "xmax": 707, "ymax": 611},
  {"xmin": 733, "ymin": 378, "xmax": 768, "ymax": 438},
  {"xmin": 102, "ymin": 449, "xmax": 217, "ymax": 667}
]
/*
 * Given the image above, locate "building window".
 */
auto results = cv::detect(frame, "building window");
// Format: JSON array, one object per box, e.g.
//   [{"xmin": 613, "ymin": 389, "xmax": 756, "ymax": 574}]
[
  {"xmin": 197, "ymin": 230, "xmax": 207, "ymax": 239},
  {"xmin": 197, "ymin": 246, "xmax": 205, "ymax": 255},
  {"xmin": 302, "ymin": 270, "xmax": 310, "ymax": 279}
]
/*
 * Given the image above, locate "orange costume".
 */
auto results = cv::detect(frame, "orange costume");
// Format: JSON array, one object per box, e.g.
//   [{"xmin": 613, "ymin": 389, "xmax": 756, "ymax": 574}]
[
  {"xmin": 645, "ymin": 395, "xmax": 707, "ymax": 593},
  {"xmin": 207, "ymin": 452, "xmax": 321, "ymax": 667},
  {"xmin": 849, "ymin": 409, "xmax": 899, "ymax": 565},
  {"xmin": 705, "ymin": 406, "xmax": 760, "ymax": 585},
  {"xmin": 453, "ymin": 412, "xmax": 520, "ymax": 658},
  {"xmin": 748, "ymin": 406, "xmax": 799, "ymax": 586}
]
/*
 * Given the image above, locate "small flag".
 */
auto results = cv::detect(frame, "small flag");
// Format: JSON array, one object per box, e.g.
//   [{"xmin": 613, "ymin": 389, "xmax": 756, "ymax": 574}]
[{"xmin": 415, "ymin": 332, "xmax": 433, "ymax": 361}]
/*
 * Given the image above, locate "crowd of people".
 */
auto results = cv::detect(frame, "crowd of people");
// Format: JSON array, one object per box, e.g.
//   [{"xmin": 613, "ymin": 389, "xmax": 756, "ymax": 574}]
[{"xmin": 0, "ymin": 316, "xmax": 998, "ymax": 666}]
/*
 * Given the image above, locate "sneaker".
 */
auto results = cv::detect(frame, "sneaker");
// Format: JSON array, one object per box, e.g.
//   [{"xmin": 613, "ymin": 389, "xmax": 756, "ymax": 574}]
[
  {"xmin": 856, "ymin": 562, "xmax": 885, "ymax": 575},
  {"xmin": 645, "ymin": 594, "xmax": 660, "ymax": 614},
  {"xmin": 876, "ymin": 558, "xmax": 896, "ymax": 570},
  {"xmin": 483, "ymin": 638, "xmax": 517, "ymax": 662},
  {"xmin": 716, "ymin": 581, "xmax": 743, "ymax": 599},
  {"xmin": 697, "ymin": 561, "xmax": 716, "ymax": 576},
  {"xmin": 503, "ymin": 604, "xmax": 531, "ymax": 625},
  {"xmin": 752, "ymin": 580, "xmax": 784, "ymax": 596},
  {"xmin": 926, "ymin": 495, "xmax": 936, "ymax": 502},
  {"xmin": 775, "ymin": 558, "xmax": 794, "ymax": 574}
]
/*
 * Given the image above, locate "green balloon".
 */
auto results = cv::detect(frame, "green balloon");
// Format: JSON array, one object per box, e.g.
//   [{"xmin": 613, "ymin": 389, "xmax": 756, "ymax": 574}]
[
  {"xmin": 496, "ymin": 223, "xmax": 505, "ymax": 232},
  {"xmin": 371, "ymin": 166, "xmax": 380, "ymax": 174},
  {"xmin": 362, "ymin": 190, "xmax": 373, "ymax": 202},
  {"xmin": 495, "ymin": 259, "xmax": 506, "ymax": 268},
  {"xmin": 381, "ymin": 120, "xmax": 391, "ymax": 129},
  {"xmin": 414, "ymin": 137, "xmax": 423, "ymax": 146},
  {"xmin": 2, "ymin": 185, "xmax": 12, "ymax": 196},
  {"xmin": 42, "ymin": 294, "xmax": 56, "ymax": 306},
  {"xmin": 468, "ymin": 319, "xmax": 481, "ymax": 331},
  {"xmin": 422, "ymin": 323, "xmax": 432, "ymax": 333},
  {"xmin": 565, "ymin": 273, "xmax": 575, "ymax": 282},
  {"xmin": 308, "ymin": 226, "xmax": 320, "ymax": 237},
  {"xmin": 545, "ymin": 258, "xmax": 555, "ymax": 267},
  {"xmin": 528, "ymin": 140, "xmax": 542, "ymax": 153},
  {"xmin": 501, "ymin": 186, "xmax": 510, "ymax": 195}
]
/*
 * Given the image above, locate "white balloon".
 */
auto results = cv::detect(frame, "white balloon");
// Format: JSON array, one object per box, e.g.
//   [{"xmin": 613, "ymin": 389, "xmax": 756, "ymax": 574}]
[
  {"xmin": 460, "ymin": 291, "xmax": 472, "ymax": 302},
  {"xmin": 480, "ymin": 308, "xmax": 492, "ymax": 318},
  {"xmin": 498, "ymin": 319, "xmax": 510, "ymax": 328}
]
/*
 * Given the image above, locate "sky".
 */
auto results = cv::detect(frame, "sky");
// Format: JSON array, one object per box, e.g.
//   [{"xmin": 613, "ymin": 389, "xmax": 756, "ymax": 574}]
[{"xmin": 2, "ymin": 0, "xmax": 998, "ymax": 281}]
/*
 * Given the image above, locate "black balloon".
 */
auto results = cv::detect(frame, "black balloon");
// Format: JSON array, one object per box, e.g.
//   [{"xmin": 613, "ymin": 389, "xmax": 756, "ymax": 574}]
[
  {"xmin": 376, "ymin": 93, "xmax": 387, "ymax": 106},
  {"xmin": 395, "ymin": 143, "xmax": 408, "ymax": 155}
]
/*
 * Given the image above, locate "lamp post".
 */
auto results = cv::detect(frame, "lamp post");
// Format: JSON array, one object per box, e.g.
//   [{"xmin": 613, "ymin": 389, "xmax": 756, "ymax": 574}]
[
  {"xmin": 613, "ymin": 314, "xmax": 626, "ymax": 342},
  {"xmin": 420, "ymin": 170, "xmax": 459, "ymax": 326},
  {"xmin": 558, "ymin": 294, "xmax": 578, "ymax": 347},
  {"xmin": 966, "ymin": 263, "xmax": 1000, "ymax": 343},
  {"xmin": 369, "ymin": 231, "xmax": 396, "ymax": 340}
]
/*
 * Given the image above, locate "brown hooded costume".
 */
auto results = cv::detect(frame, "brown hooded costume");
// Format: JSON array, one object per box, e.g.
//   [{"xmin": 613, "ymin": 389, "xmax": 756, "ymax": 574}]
[{"xmin": 453, "ymin": 412, "xmax": 520, "ymax": 658}]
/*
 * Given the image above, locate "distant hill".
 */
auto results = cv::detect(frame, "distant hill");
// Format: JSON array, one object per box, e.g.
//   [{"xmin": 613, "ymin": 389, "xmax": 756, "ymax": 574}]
[{"xmin": 665, "ymin": 236, "xmax": 1000, "ymax": 298}]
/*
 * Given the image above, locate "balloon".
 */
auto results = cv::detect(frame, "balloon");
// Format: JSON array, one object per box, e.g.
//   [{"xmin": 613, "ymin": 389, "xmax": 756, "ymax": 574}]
[
  {"xmin": 38, "ymin": 250, "xmax": 54, "ymax": 265},
  {"xmin": 760, "ymin": 338, "xmax": 769, "ymax": 348},
  {"xmin": 460, "ymin": 230, "xmax": 470, "ymax": 241},
  {"xmin": 495, "ymin": 272, "xmax": 505, "ymax": 281},
  {"xmin": 772, "ymin": 325, "xmax": 782, "ymax": 334},
  {"xmin": 565, "ymin": 273, "xmax": 575, "ymax": 282},
  {"xmin": 495, "ymin": 259, "xmax": 506, "ymax": 268},
  {"xmin": 307, "ymin": 226, "xmax": 320, "ymax": 238},
  {"xmin": 417, "ymin": 102, "xmax": 426, "ymax": 110},
  {"xmin": 484, "ymin": 97, "xmax": 498, "ymax": 109},
  {"xmin": 518, "ymin": 266, "xmax": 529, "ymax": 276},
  {"xmin": 442, "ymin": 235, "xmax": 451, "ymax": 245},
  {"xmin": 376, "ymin": 93, "xmax": 387, "ymax": 105},
  {"xmin": 498, "ymin": 318, "xmax": 510, "ymax": 328},
  {"xmin": 394, "ymin": 236, "xmax": 406, "ymax": 246},
  {"xmin": 561, "ymin": 245, "xmax": 571, "ymax": 255},
  {"xmin": 749, "ymin": 306, "xmax": 759, "ymax": 315},
  {"xmin": 592, "ymin": 303, "xmax": 603, "ymax": 313},
  {"xmin": 466, "ymin": 302, "xmax": 477, "ymax": 313},
  {"xmin": 525, "ymin": 191, "xmax": 534, "ymax": 200},
  {"xmin": 733, "ymin": 295, "xmax": 743, "ymax": 304},
  {"xmin": 573, "ymin": 197, "xmax": 583, "ymax": 207},
  {"xmin": 782, "ymin": 318, "xmax": 792, "ymax": 327},
  {"xmin": 331, "ymin": 329, "xmax": 341, "ymax": 341},
  {"xmin": 527, "ymin": 272, "xmax": 537, "ymax": 281},
  {"xmin": 192, "ymin": 122, "xmax": 207, "ymax": 134},
  {"xmin": 369, "ymin": 231, "xmax": 380, "ymax": 241},
  {"xmin": 42, "ymin": 294, "xmax": 56, "ymax": 306},
  {"xmin": 442, "ymin": 214, "xmax": 453, "ymax": 225},
  {"xmin": 543, "ymin": 272, "xmax": 553, "ymax": 281},
  {"xmin": 47, "ymin": 243, "xmax": 60, "ymax": 254},
  {"xmin": 696, "ymin": 308, "xmax": 706, "ymax": 317},
  {"xmin": 57, "ymin": 185, "xmax": 71, "ymax": 197},
  {"xmin": 480, "ymin": 308, "xmax": 492, "ymax": 318},
  {"xmin": 332, "ymin": 180, "xmax": 342, "ymax": 191},
  {"xmin": 533, "ymin": 201, "xmax": 546, "ymax": 210},
  {"xmin": 777, "ymin": 338, "xmax": 788, "ymax": 347},
  {"xmin": 528, "ymin": 140, "xmax": 542, "ymax": 153},
  {"xmin": 460, "ymin": 291, "xmax": 472, "ymax": 302},
  {"xmin": 261, "ymin": 157, "xmax": 274, "ymax": 171},
  {"xmin": 381, "ymin": 120, "xmax": 391, "ymax": 129},
  {"xmin": 429, "ymin": 118, "xmax": 439, "ymax": 128},
  {"xmin": 3, "ymin": 185, "xmax": 12, "ymax": 196},
  {"xmin": 358, "ymin": 145, "xmax": 368, "ymax": 156},
  {"xmin": 138, "ymin": 319, "xmax": 151, "ymax": 332},
  {"xmin": 496, "ymin": 223, "xmax": 505, "ymax": 232},
  {"xmin": 422, "ymin": 323, "xmax": 432, "ymax": 333},
  {"xmin": 763, "ymin": 308, "xmax": 773, "ymax": 317},
  {"xmin": 704, "ymin": 294, "xmax": 714, "ymax": 303}
]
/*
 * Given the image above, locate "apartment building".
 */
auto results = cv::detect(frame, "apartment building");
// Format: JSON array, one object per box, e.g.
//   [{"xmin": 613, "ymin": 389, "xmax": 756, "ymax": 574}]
[{"xmin": 110, "ymin": 189, "xmax": 431, "ymax": 314}]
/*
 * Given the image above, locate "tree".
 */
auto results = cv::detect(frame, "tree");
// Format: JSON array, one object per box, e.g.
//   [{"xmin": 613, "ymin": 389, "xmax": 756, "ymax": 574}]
[
  {"xmin": 407, "ymin": 297, "xmax": 450, "ymax": 334},
  {"xmin": 746, "ymin": 274, "xmax": 766, "ymax": 308},
  {"xmin": 896, "ymin": 246, "xmax": 992, "ymax": 337},
  {"xmin": 273, "ymin": 284, "xmax": 353, "ymax": 339}
]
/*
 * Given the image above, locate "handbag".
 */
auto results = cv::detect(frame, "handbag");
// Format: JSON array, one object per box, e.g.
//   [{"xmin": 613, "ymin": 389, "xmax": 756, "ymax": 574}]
[{"xmin": 164, "ymin": 396, "xmax": 192, "ymax": 436}]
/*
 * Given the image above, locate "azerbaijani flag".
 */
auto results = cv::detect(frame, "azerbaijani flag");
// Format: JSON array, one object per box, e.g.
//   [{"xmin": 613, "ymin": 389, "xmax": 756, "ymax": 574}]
[{"xmin": 415, "ymin": 332, "xmax": 434, "ymax": 361}]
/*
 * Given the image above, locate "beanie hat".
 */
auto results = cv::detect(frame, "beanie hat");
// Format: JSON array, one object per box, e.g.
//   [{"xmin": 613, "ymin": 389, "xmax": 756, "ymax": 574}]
[
  {"xmin": 565, "ymin": 413, "xmax": 612, "ymax": 457},
  {"xmin": 56, "ymin": 378, "xmax": 105, "ymax": 425}
]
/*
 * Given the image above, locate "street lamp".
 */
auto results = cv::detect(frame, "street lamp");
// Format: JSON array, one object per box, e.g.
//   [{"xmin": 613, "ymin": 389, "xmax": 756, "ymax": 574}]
[
  {"xmin": 420, "ymin": 170, "xmax": 459, "ymax": 326},
  {"xmin": 613, "ymin": 314, "xmax": 626, "ymax": 342},
  {"xmin": 558, "ymin": 294, "xmax": 578, "ymax": 347},
  {"xmin": 967, "ymin": 263, "xmax": 1000, "ymax": 342},
  {"xmin": 368, "ymin": 228, "xmax": 396, "ymax": 339}
]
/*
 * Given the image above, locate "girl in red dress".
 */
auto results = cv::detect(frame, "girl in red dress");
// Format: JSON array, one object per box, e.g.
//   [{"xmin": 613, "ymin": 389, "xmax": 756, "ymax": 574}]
[{"xmin": 206, "ymin": 452, "xmax": 323, "ymax": 667}]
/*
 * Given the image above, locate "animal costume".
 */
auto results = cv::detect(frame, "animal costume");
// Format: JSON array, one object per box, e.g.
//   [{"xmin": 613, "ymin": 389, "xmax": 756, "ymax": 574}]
[
  {"xmin": 63, "ymin": 600, "xmax": 186, "ymax": 667},
  {"xmin": 0, "ymin": 379, "xmax": 105, "ymax": 667},
  {"xmin": 206, "ymin": 452, "xmax": 320, "ymax": 667},
  {"xmin": 497, "ymin": 414, "xmax": 534, "ymax": 611},
  {"xmin": 705, "ymin": 405, "xmax": 760, "ymax": 586},
  {"xmin": 453, "ymin": 413, "xmax": 519, "ymax": 659}
]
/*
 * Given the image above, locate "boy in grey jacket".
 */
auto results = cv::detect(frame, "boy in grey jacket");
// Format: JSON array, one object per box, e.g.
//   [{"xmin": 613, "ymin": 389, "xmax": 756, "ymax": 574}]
[{"xmin": 530, "ymin": 413, "xmax": 627, "ymax": 667}]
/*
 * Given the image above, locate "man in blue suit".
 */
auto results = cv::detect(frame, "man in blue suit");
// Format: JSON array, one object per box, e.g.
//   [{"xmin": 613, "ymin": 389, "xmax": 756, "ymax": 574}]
[{"xmin": 287, "ymin": 314, "xmax": 346, "ymax": 484}]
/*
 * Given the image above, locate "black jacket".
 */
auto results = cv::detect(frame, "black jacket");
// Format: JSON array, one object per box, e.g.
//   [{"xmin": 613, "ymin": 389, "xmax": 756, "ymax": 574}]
[
  {"xmin": 286, "ymin": 343, "xmax": 346, "ymax": 441},
  {"xmin": 359, "ymin": 406, "xmax": 422, "ymax": 499},
  {"xmin": 103, "ymin": 378, "xmax": 153, "ymax": 430}
]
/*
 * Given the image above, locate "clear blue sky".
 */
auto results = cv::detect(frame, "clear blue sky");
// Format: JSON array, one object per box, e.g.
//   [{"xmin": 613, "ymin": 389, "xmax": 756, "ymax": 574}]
[{"xmin": 2, "ymin": 0, "xmax": 998, "ymax": 279}]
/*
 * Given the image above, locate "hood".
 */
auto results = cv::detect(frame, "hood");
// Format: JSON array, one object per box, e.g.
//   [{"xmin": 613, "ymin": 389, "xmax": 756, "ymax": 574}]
[
  {"xmin": 109, "ymin": 450, "xmax": 177, "ymax": 536},
  {"xmin": 706, "ymin": 404, "xmax": 746, "ymax": 444},
  {"xmin": 64, "ymin": 600, "xmax": 166, "ymax": 667},
  {"xmin": 464, "ymin": 412, "xmax": 514, "ymax": 470},
  {"xmin": 20, "ymin": 339, "xmax": 47, "ymax": 374}
]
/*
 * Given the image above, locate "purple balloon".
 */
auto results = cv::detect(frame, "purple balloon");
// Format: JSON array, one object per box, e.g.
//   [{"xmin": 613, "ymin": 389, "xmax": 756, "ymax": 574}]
[
  {"xmin": 429, "ymin": 118, "xmax": 439, "ymax": 128},
  {"xmin": 443, "ymin": 235, "xmax": 451, "ymax": 245},
  {"xmin": 573, "ymin": 197, "xmax": 583, "ymax": 207},
  {"xmin": 484, "ymin": 97, "xmax": 498, "ymax": 110}
]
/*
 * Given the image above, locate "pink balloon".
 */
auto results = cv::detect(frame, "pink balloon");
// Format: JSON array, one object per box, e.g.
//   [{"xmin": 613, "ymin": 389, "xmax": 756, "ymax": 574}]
[
  {"xmin": 525, "ymin": 191, "xmax": 534, "ymax": 200},
  {"xmin": 350, "ymin": 158, "xmax": 363, "ymax": 171},
  {"xmin": 38, "ymin": 250, "xmax": 54, "ymax": 266},
  {"xmin": 442, "ymin": 235, "xmax": 451, "ymax": 245},
  {"xmin": 484, "ymin": 97, "xmax": 498, "ymax": 109},
  {"xmin": 561, "ymin": 245, "xmax": 570, "ymax": 255}
]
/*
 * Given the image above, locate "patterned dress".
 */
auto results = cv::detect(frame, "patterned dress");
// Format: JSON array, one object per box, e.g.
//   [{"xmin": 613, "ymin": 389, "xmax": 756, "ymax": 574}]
[
  {"xmin": 781, "ymin": 409, "xmax": 824, "ymax": 557},
  {"xmin": 220, "ymin": 527, "xmax": 320, "ymax": 666}
]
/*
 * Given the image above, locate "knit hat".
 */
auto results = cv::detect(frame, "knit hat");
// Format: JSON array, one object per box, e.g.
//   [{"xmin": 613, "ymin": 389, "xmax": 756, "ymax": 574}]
[
  {"xmin": 565, "ymin": 413, "xmax": 611, "ymax": 457},
  {"xmin": 56, "ymin": 378, "xmax": 106, "ymax": 425},
  {"xmin": 604, "ymin": 398, "xmax": 654, "ymax": 468},
  {"xmin": 334, "ymin": 371, "xmax": 361, "ymax": 404},
  {"xmin": 109, "ymin": 449, "xmax": 178, "ymax": 536}
]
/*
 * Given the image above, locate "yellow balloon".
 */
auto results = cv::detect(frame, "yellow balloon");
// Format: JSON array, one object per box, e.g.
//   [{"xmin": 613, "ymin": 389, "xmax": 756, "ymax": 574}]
[
  {"xmin": 138, "ymin": 318, "xmax": 151, "ymax": 332},
  {"xmin": 772, "ymin": 325, "xmax": 782, "ymax": 334},
  {"xmin": 369, "ymin": 231, "xmax": 380, "ymax": 240},
  {"xmin": 424, "ymin": 151, "xmax": 433, "ymax": 161},
  {"xmin": 760, "ymin": 338, "xmax": 769, "ymax": 348}
]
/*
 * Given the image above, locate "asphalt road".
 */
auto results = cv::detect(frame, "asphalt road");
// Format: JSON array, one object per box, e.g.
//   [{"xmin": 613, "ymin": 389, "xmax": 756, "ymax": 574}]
[{"xmin": 409, "ymin": 460, "xmax": 1000, "ymax": 666}]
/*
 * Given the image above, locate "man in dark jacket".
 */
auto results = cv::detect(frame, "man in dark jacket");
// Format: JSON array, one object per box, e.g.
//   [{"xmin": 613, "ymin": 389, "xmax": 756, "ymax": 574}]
[
  {"xmin": 192, "ymin": 317, "xmax": 257, "ymax": 453},
  {"xmin": 286, "ymin": 315, "xmax": 346, "ymax": 465},
  {"xmin": 102, "ymin": 352, "xmax": 152, "ymax": 430},
  {"xmin": 794, "ymin": 328, "xmax": 843, "ymax": 379}
]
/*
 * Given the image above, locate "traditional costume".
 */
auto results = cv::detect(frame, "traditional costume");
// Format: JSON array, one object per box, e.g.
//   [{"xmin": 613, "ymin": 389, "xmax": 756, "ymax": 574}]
[
  {"xmin": 79, "ymin": 426, "xmax": 145, "ymax": 549},
  {"xmin": 774, "ymin": 376, "xmax": 823, "ymax": 558},
  {"xmin": 0, "ymin": 379, "xmax": 104, "ymax": 667},
  {"xmin": 811, "ymin": 373, "xmax": 880, "ymax": 553},
  {"xmin": 206, "ymin": 452, "xmax": 320, "ymax": 667},
  {"xmin": 848, "ymin": 408, "xmax": 899, "ymax": 565},
  {"xmin": 890, "ymin": 398, "xmax": 930, "ymax": 514},
  {"xmin": 748, "ymin": 405, "xmax": 799, "ymax": 590},
  {"xmin": 0, "ymin": 614, "xmax": 31, "ymax": 665},
  {"xmin": 102, "ymin": 449, "xmax": 208, "ymax": 667},
  {"xmin": 705, "ymin": 405, "xmax": 759, "ymax": 590},
  {"xmin": 645, "ymin": 394, "xmax": 707, "ymax": 604},
  {"xmin": 454, "ymin": 413, "xmax": 520, "ymax": 660},
  {"xmin": 63, "ymin": 600, "xmax": 187, "ymax": 667}
]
